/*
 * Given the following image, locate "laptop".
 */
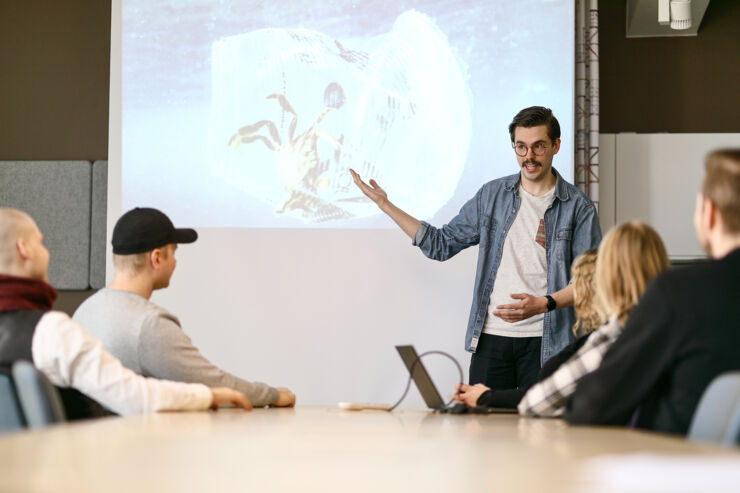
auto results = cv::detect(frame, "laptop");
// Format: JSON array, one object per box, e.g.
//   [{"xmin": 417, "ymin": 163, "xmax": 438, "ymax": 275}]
[{"xmin": 395, "ymin": 345, "xmax": 517, "ymax": 414}]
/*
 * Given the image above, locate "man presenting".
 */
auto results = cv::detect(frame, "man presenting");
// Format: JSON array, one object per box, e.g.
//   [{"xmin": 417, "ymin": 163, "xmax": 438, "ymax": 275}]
[
  {"xmin": 351, "ymin": 106, "xmax": 601, "ymax": 388},
  {"xmin": 74, "ymin": 207, "xmax": 295, "ymax": 408},
  {"xmin": 566, "ymin": 149, "xmax": 740, "ymax": 435},
  {"xmin": 0, "ymin": 208, "xmax": 250, "ymax": 417}
]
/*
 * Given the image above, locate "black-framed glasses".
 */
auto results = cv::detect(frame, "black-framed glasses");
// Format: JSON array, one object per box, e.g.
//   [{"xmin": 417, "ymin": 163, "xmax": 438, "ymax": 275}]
[{"xmin": 513, "ymin": 142, "xmax": 549, "ymax": 157}]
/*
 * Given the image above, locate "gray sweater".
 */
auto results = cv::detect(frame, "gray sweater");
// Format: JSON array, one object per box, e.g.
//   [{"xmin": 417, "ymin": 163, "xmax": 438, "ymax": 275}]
[{"xmin": 73, "ymin": 288, "xmax": 278, "ymax": 406}]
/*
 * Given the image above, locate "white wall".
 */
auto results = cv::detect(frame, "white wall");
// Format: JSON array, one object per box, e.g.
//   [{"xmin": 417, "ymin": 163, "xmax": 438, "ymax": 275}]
[
  {"xmin": 148, "ymin": 229, "xmax": 477, "ymax": 407},
  {"xmin": 598, "ymin": 133, "xmax": 740, "ymax": 258},
  {"xmin": 598, "ymin": 134, "xmax": 616, "ymax": 235}
]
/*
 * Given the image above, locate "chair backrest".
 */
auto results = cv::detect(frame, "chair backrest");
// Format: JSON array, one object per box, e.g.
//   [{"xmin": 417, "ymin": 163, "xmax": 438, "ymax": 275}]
[
  {"xmin": 11, "ymin": 360, "xmax": 66, "ymax": 429},
  {"xmin": 687, "ymin": 371, "xmax": 740, "ymax": 446},
  {"xmin": 0, "ymin": 369, "xmax": 26, "ymax": 433}
]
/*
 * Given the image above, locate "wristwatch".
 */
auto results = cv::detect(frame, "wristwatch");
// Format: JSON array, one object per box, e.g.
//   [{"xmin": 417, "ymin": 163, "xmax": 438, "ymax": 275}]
[{"xmin": 545, "ymin": 295, "xmax": 557, "ymax": 312}]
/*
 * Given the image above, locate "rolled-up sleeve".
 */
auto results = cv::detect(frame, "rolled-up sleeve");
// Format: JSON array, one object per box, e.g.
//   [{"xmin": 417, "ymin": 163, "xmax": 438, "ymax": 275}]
[{"xmin": 412, "ymin": 189, "xmax": 482, "ymax": 261}]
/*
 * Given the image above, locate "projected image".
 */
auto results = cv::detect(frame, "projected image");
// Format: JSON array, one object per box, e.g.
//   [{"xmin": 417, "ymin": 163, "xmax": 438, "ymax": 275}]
[
  {"xmin": 122, "ymin": 1, "xmax": 573, "ymax": 228},
  {"xmin": 211, "ymin": 11, "xmax": 471, "ymax": 223}
]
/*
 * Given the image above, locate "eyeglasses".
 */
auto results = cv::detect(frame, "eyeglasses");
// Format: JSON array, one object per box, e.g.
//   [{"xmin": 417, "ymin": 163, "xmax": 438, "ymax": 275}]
[{"xmin": 513, "ymin": 142, "xmax": 549, "ymax": 157}]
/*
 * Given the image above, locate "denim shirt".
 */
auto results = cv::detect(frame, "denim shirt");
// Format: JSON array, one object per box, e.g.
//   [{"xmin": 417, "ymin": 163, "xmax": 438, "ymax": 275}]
[{"xmin": 412, "ymin": 169, "xmax": 602, "ymax": 363}]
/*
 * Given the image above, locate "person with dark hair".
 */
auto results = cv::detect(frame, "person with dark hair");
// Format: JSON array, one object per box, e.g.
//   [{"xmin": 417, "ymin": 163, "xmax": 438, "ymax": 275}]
[
  {"xmin": 565, "ymin": 149, "xmax": 740, "ymax": 435},
  {"xmin": 350, "ymin": 106, "xmax": 601, "ymax": 388},
  {"xmin": 508, "ymin": 106, "xmax": 561, "ymax": 144}
]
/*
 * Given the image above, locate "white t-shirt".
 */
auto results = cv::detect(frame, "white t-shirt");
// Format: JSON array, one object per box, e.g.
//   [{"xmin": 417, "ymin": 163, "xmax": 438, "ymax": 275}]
[{"xmin": 483, "ymin": 184, "xmax": 555, "ymax": 337}]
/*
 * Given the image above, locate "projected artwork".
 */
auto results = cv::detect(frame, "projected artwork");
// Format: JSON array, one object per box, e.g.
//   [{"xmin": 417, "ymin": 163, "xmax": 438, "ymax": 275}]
[
  {"xmin": 209, "ymin": 11, "xmax": 472, "ymax": 223},
  {"xmin": 120, "ymin": 0, "xmax": 574, "ymax": 228}
]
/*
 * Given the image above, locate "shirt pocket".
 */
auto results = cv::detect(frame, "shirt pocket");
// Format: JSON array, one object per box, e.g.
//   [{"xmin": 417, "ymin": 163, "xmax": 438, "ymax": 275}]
[
  {"xmin": 556, "ymin": 228, "xmax": 573, "ymax": 261},
  {"xmin": 480, "ymin": 216, "xmax": 497, "ymax": 247}
]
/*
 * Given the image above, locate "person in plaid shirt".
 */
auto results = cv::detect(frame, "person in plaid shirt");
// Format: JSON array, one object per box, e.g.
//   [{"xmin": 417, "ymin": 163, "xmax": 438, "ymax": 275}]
[
  {"xmin": 517, "ymin": 314, "xmax": 621, "ymax": 416},
  {"xmin": 517, "ymin": 221, "xmax": 669, "ymax": 417}
]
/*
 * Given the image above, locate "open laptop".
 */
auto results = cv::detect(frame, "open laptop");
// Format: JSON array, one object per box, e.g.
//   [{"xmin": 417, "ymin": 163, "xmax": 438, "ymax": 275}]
[{"xmin": 395, "ymin": 345, "xmax": 517, "ymax": 414}]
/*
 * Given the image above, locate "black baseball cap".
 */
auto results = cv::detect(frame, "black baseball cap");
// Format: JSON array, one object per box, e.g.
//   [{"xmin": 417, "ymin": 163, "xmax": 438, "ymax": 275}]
[{"xmin": 112, "ymin": 207, "xmax": 198, "ymax": 255}]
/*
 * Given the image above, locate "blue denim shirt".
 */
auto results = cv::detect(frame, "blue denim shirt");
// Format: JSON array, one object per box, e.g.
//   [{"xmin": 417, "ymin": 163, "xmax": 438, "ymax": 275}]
[{"xmin": 412, "ymin": 169, "xmax": 602, "ymax": 363}]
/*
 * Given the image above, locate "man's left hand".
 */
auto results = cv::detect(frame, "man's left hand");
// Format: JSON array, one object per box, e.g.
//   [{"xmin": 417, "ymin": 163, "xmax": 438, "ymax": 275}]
[{"xmin": 493, "ymin": 293, "xmax": 548, "ymax": 323}]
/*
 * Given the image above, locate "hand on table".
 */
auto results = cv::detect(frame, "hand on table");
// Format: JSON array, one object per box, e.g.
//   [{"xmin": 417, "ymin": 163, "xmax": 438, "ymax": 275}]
[
  {"xmin": 210, "ymin": 387, "xmax": 252, "ymax": 411},
  {"xmin": 274, "ymin": 387, "xmax": 296, "ymax": 407},
  {"xmin": 454, "ymin": 383, "xmax": 490, "ymax": 407}
]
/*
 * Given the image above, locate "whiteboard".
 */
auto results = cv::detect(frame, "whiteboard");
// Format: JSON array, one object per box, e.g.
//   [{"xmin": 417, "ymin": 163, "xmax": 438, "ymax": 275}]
[{"xmin": 615, "ymin": 133, "xmax": 740, "ymax": 259}]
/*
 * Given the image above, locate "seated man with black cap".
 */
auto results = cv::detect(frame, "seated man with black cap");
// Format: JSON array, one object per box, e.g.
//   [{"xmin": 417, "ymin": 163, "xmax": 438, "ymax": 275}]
[
  {"xmin": 0, "ymin": 207, "xmax": 250, "ymax": 418},
  {"xmin": 74, "ymin": 208, "xmax": 295, "ymax": 408}
]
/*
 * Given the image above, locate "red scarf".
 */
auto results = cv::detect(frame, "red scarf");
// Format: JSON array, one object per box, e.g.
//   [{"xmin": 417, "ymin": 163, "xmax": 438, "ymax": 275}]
[{"xmin": 0, "ymin": 274, "xmax": 57, "ymax": 312}]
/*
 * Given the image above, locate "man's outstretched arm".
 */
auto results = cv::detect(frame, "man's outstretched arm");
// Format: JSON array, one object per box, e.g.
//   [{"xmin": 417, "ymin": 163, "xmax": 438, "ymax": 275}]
[
  {"xmin": 350, "ymin": 169, "xmax": 420, "ymax": 238},
  {"xmin": 351, "ymin": 170, "xmax": 482, "ymax": 261}
]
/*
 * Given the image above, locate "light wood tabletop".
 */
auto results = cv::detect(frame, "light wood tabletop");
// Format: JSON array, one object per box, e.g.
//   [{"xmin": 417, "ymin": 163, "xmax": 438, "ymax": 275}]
[{"xmin": 0, "ymin": 407, "xmax": 737, "ymax": 492}]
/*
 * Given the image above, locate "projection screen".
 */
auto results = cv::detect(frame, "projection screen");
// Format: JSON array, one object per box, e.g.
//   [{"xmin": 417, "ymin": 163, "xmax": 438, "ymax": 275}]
[{"xmin": 109, "ymin": 0, "xmax": 574, "ymax": 406}]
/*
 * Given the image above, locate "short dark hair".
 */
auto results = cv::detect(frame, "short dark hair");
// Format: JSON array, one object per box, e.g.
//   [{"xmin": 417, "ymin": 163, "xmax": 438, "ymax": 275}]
[{"xmin": 508, "ymin": 106, "xmax": 561, "ymax": 144}]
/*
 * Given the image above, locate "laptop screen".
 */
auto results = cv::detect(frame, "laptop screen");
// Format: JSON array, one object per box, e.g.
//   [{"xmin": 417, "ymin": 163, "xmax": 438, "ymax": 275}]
[{"xmin": 395, "ymin": 345, "xmax": 446, "ymax": 410}]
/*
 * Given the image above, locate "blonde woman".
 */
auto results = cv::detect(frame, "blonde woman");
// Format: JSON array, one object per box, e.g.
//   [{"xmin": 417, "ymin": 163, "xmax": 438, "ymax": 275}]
[
  {"xmin": 570, "ymin": 249, "xmax": 603, "ymax": 337},
  {"xmin": 517, "ymin": 221, "xmax": 669, "ymax": 417},
  {"xmin": 455, "ymin": 248, "xmax": 602, "ymax": 409}
]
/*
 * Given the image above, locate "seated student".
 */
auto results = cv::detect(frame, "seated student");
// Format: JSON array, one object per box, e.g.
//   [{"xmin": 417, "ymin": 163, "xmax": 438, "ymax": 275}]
[
  {"xmin": 566, "ymin": 149, "xmax": 740, "ymax": 435},
  {"xmin": 516, "ymin": 221, "xmax": 668, "ymax": 417},
  {"xmin": 0, "ymin": 208, "xmax": 250, "ymax": 417},
  {"xmin": 74, "ymin": 208, "xmax": 295, "ymax": 408},
  {"xmin": 454, "ymin": 248, "xmax": 602, "ymax": 408}
]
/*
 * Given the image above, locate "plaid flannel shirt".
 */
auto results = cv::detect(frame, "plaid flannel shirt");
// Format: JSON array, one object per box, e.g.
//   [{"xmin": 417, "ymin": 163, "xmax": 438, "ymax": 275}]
[{"xmin": 518, "ymin": 315, "xmax": 622, "ymax": 417}]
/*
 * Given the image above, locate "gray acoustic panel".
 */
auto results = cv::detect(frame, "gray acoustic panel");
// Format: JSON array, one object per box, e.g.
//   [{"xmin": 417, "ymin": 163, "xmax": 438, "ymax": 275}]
[
  {"xmin": 0, "ymin": 161, "xmax": 92, "ymax": 289},
  {"xmin": 90, "ymin": 160, "xmax": 108, "ymax": 289}
]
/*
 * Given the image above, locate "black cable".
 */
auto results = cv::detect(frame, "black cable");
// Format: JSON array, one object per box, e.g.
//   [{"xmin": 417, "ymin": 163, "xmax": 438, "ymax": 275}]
[{"xmin": 387, "ymin": 350, "xmax": 464, "ymax": 412}]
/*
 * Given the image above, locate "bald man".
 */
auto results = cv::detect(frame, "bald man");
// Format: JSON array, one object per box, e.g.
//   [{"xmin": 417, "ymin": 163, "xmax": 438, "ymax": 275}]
[{"xmin": 0, "ymin": 208, "xmax": 251, "ymax": 418}]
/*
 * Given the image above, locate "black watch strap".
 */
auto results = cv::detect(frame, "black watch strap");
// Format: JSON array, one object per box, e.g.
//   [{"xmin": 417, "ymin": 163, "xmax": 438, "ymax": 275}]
[{"xmin": 545, "ymin": 295, "xmax": 557, "ymax": 312}]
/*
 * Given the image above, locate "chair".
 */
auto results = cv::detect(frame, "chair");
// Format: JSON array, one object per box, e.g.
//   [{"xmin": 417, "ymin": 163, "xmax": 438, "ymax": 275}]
[
  {"xmin": 11, "ymin": 360, "xmax": 66, "ymax": 429},
  {"xmin": 0, "ymin": 368, "xmax": 26, "ymax": 433},
  {"xmin": 687, "ymin": 371, "xmax": 740, "ymax": 446}
]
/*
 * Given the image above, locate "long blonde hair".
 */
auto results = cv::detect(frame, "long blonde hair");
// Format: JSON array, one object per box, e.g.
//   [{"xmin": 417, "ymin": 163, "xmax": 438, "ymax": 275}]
[
  {"xmin": 571, "ymin": 249, "xmax": 602, "ymax": 337},
  {"xmin": 596, "ymin": 221, "xmax": 669, "ymax": 326}
]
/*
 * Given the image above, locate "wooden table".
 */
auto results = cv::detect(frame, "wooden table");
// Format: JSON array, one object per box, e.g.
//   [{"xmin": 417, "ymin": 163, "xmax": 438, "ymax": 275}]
[{"xmin": 0, "ymin": 407, "xmax": 737, "ymax": 492}]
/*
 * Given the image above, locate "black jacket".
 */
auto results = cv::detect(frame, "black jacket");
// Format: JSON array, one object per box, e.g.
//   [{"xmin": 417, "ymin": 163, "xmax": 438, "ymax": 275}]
[
  {"xmin": 565, "ymin": 248, "xmax": 740, "ymax": 435},
  {"xmin": 0, "ymin": 309, "xmax": 111, "ymax": 421}
]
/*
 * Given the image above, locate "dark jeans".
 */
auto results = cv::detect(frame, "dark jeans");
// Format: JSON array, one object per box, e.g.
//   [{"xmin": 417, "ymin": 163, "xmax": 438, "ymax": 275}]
[{"xmin": 469, "ymin": 333, "xmax": 542, "ymax": 389}]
